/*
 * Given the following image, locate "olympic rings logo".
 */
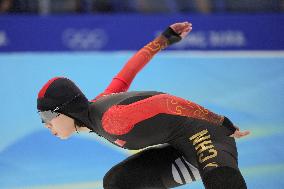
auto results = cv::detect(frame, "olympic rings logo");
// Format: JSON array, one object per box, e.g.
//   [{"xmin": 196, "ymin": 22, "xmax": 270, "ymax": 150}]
[
  {"xmin": 0, "ymin": 31, "xmax": 8, "ymax": 47},
  {"xmin": 62, "ymin": 28, "xmax": 108, "ymax": 50}
]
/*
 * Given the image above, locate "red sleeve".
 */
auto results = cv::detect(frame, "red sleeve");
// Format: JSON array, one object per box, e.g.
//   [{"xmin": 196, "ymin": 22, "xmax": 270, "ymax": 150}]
[{"xmin": 93, "ymin": 35, "xmax": 168, "ymax": 100}]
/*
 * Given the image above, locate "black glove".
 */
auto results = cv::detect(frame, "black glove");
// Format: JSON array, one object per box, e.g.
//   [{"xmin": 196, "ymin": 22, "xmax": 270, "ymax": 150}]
[{"xmin": 162, "ymin": 27, "xmax": 182, "ymax": 45}]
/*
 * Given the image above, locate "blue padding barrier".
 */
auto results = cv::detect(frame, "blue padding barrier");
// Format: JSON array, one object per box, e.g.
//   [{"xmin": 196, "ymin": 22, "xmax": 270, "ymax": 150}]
[{"xmin": 0, "ymin": 14, "xmax": 283, "ymax": 52}]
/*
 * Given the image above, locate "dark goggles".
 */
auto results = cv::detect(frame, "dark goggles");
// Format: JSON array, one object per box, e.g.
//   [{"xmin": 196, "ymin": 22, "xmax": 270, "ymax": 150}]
[
  {"xmin": 38, "ymin": 94, "xmax": 80, "ymax": 124},
  {"xmin": 39, "ymin": 109, "xmax": 60, "ymax": 123}
]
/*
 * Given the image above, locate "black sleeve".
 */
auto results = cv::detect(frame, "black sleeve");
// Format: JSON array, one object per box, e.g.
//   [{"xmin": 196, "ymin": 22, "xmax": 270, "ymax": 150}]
[{"xmin": 222, "ymin": 116, "xmax": 238, "ymax": 135}]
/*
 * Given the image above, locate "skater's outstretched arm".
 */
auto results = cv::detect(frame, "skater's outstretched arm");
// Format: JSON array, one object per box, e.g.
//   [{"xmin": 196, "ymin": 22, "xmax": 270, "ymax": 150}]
[{"xmin": 94, "ymin": 21, "xmax": 192, "ymax": 99}]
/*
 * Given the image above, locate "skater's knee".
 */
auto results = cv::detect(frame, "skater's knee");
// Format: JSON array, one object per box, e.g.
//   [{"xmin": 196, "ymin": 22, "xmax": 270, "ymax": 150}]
[
  {"xmin": 202, "ymin": 166, "xmax": 247, "ymax": 189},
  {"xmin": 103, "ymin": 166, "xmax": 123, "ymax": 189}
]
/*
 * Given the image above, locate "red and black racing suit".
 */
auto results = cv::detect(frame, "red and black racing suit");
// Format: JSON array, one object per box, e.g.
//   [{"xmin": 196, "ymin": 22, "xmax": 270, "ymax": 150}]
[{"xmin": 88, "ymin": 35, "xmax": 245, "ymax": 189}]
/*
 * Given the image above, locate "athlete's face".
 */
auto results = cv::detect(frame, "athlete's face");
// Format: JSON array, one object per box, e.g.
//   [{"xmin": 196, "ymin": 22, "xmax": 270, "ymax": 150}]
[{"xmin": 44, "ymin": 114, "xmax": 76, "ymax": 139}]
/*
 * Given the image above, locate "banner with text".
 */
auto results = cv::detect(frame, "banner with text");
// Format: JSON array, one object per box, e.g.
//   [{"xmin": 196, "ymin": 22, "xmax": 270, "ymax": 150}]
[{"xmin": 0, "ymin": 14, "xmax": 283, "ymax": 52}]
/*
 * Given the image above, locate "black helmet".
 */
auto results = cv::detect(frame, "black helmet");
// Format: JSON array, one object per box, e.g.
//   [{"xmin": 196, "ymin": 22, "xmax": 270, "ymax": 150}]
[{"xmin": 37, "ymin": 77, "xmax": 92, "ymax": 128}]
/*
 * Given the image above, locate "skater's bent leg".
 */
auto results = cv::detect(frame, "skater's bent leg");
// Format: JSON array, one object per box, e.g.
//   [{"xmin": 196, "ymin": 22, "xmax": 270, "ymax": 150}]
[
  {"xmin": 103, "ymin": 149, "xmax": 166, "ymax": 189},
  {"xmin": 169, "ymin": 119, "xmax": 247, "ymax": 189},
  {"xmin": 202, "ymin": 166, "xmax": 247, "ymax": 189},
  {"xmin": 103, "ymin": 144, "xmax": 201, "ymax": 189},
  {"xmin": 103, "ymin": 145, "xmax": 169, "ymax": 189}
]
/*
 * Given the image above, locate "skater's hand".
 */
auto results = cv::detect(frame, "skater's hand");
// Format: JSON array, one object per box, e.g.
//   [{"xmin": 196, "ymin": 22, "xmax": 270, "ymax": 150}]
[
  {"xmin": 170, "ymin": 21, "xmax": 192, "ymax": 39},
  {"xmin": 230, "ymin": 128, "xmax": 250, "ymax": 139}
]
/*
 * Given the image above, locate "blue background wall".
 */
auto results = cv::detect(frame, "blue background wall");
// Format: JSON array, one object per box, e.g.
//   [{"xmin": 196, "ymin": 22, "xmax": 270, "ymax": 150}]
[
  {"xmin": 0, "ymin": 14, "xmax": 284, "ymax": 51},
  {"xmin": 0, "ymin": 51, "xmax": 284, "ymax": 189}
]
